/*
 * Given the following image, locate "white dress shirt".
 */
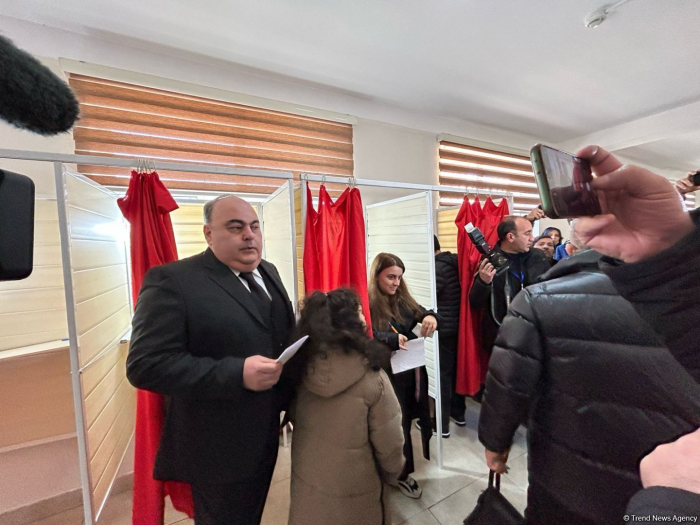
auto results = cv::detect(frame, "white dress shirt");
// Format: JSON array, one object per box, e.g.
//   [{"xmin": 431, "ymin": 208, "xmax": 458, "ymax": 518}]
[{"xmin": 231, "ymin": 267, "xmax": 272, "ymax": 300}]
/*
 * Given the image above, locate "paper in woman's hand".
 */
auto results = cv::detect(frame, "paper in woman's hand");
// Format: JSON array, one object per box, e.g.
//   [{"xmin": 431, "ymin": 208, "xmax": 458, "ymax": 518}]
[
  {"xmin": 276, "ymin": 335, "xmax": 309, "ymax": 364},
  {"xmin": 391, "ymin": 338, "xmax": 426, "ymax": 374}
]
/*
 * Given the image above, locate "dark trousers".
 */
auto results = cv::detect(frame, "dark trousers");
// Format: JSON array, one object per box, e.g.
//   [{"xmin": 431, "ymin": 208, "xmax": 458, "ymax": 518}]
[
  {"xmin": 439, "ymin": 334, "xmax": 465, "ymax": 430},
  {"xmin": 191, "ymin": 425, "xmax": 279, "ymax": 525}
]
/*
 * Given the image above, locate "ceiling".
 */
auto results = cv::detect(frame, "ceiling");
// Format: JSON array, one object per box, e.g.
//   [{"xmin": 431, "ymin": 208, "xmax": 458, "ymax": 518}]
[{"xmin": 4, "ymin": 0, "xmax": 700, "ymax": 176}]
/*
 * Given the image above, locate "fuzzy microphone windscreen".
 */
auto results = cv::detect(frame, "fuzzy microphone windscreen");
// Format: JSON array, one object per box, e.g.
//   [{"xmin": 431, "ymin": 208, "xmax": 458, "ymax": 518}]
[{"xmin": 0, "ymin": 35, "xmax": 79, "ymax": 135}]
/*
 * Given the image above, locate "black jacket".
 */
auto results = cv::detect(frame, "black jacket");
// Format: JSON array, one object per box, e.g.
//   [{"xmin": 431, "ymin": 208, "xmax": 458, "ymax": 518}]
[
  {"xmin": 126, "ymin": 249, "xmax": 295, "ymax": 484},
  {"xmin": 478, "ymin": 249, "xmax": 700, "ymax": 524},
  {"xmin": 435, "ymin": 251, "xmax": 461, "ymax": 337},
  {"xmin": 469, "ymin": 246, "xmax": 551, "ymax": 353}
]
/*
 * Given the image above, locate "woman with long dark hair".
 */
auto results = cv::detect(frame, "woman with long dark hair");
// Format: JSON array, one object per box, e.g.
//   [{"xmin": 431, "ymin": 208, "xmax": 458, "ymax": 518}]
[
  {"xmin": 541, "ymin": 226, "xmax": 563, "ymax": 247},
  {"xmin": 368, "ymin": 253, "xmax": 440, "ymax": 500},
  {"xmin": 287, "ymin": 288, "xmax": 404, "ymax": 525}
]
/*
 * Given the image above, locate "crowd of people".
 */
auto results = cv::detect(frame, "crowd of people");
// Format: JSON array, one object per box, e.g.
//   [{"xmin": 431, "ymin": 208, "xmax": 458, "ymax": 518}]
[{"xmin": 126, "ymin": 150, "xmax": 700, "ymax": 524}]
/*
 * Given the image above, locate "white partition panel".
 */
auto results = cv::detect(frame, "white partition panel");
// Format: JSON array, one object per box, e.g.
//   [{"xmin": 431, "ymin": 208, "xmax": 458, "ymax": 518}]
[
  {"xmin": 366, "ymin": 192, "xmax": 443, "ymax": 464},
  {"xmin": 56, "ymin": 167, "xmax": 134, "ymax": 524},
  {"xmin": 261, "ymin": 181, "xmax": 298, "ymax": 311}
]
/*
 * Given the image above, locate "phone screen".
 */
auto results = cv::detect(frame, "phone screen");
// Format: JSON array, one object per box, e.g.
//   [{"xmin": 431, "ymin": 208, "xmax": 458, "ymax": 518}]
[{"xmin": 537, "ymin": 145, "xmax": 601, "ymax": 218}]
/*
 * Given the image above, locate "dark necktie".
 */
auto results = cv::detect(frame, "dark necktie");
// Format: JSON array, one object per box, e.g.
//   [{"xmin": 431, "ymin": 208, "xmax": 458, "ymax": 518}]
[{"xmin": 239, "ymin": 271, "xmax": 271, "ymax": 318}]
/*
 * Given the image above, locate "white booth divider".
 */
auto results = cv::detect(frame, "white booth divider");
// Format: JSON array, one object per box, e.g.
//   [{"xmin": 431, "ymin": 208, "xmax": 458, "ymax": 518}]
[
  {"xmin": 365, "ymin": 191, "xmax": 443, "ymax": 465},
  {"xmin": 56, "ymin": 168, "xmax": 134, "ymax": 523},
  {"xmin": 261, "ymin": 181, "xmax": 299, "ymax": 311}
]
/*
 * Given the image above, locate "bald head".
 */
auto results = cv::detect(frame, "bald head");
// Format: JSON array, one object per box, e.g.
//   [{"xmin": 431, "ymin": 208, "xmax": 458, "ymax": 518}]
[{"xmin": 203, "ymin": 195, "xmax": 262, "ymax": 271}]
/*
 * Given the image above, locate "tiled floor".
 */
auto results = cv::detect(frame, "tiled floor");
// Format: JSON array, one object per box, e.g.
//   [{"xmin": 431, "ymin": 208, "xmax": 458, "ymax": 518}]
[{"xmin": 25, "ymin": 399, "xmax": 528, "ymax": 525}]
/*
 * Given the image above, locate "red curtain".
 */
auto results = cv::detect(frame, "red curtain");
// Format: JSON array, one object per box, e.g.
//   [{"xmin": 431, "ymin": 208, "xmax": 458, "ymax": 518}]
[
  {"xmin": 454, "ymin": 196, "xmax": 510, "ymax": 395},
  {"xmin": 117, "ymin": 170, "xmax": 195, "ymax": 524},
  {"xmin": 303, "ymin": 184, "xmax": 372, "ymax": 333}
]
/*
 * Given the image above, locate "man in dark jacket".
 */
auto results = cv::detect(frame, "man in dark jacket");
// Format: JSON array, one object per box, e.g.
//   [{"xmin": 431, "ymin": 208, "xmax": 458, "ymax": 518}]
[
  {"xmin": 572, "ymin": 145, "xmax": 700, "ymax": 519},
  {"xmin": 127, "ymin": 196, "xmax": 295, "ymax": 525},
  {"xmin": 469, "ymin": 216, "xmax": 550, "ymax": 366},
  {"xmin": 434, "ymin": 235, "xmax": 464, "ymax": 436},
  {"xmin": 479, "ymin": 147, "xmax": 700, "ymax": 524},
  {"xmin": 478, "ymin": 249, "xmax": 700, "ymax": 524}
]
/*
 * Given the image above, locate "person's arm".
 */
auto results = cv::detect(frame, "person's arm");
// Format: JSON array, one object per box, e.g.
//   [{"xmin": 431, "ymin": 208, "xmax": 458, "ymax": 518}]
[
  {"xmin": 478, "ymin": 289, "xmax": 543, "ymax": 458},
  {"xmin": 626, "ymin": 487, "xmax": 700, "ymax": 519},
  {"xmin": 368, "ymin": 370, "xmax": 405, "ymax": 483},
  {"xmin": 126, "ymin": 266, "xmax": 247, "ymax": 400},
  {"xmin": 469, "ymin": 275, "xmax": 491, "ymax": 309},
  {"xmin": 626, "ymin": 427, "xmax": 700, "ymax": 518},
  {"xmin": 372, "ymin": 328, "xmax": 400, "ymax": 351}
]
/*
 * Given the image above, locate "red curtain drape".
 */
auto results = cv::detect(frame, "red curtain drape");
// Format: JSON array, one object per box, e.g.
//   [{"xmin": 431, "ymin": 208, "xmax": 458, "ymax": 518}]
[
  {"xmin": 117, "ymin": 170, "xmax": 195, "ymax": 524},
  {"xmin": 303, "ymin": 184, "xmax": 372, "ymax": 333},
  {"xmin": 455, "ymin": 196, "xmax": 510, "ymax": 395}
]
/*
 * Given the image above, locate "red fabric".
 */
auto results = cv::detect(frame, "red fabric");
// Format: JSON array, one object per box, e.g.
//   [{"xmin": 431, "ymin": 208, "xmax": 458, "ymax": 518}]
[
  {"xmin": 303, "ymin": 184, "xmax": 372, "ymax": 333},
  {"xmin": 454, "ymin": 196, "xmax": 510, "ymax": 395},
  {"xmin": 117, "ymin": 171, "xmax": 195, "ymax": 524}
]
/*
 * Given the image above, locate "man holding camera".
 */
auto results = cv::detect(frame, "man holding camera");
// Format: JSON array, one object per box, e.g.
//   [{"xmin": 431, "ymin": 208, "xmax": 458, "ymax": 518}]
[{"xmin": 468, "ymin": 216, "xmax": 551, "ymax": 374}]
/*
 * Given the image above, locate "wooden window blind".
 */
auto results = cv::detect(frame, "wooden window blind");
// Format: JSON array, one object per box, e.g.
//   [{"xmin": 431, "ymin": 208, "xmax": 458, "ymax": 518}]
[
  {"xmin": 67, "ymin": 74, "xmax": 354, "ymax": 193},
  {"xmin": 438, "ymin": 141, "xmax": 539, "ymax": 214}
]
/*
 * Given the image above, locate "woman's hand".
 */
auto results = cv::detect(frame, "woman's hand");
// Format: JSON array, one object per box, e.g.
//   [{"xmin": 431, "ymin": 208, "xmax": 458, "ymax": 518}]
[
  {"xmin": 421, "ymin": 315, "xmax": 437, "ymax": 337},
  {"xmin": 398, "ymin": 334, "xmax": 408, "ymax": 350}
]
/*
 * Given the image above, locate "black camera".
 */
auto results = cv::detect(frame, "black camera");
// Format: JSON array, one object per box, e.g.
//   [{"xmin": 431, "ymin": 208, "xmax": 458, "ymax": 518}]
[{"xmin": 465, "ymin": 223, "xmax": 509, "ymax": 270}]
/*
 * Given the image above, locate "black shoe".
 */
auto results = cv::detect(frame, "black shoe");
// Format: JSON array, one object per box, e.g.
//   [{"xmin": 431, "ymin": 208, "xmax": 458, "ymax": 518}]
[{"xmin": 450, "ymin": 413, "xmax": 466, "ymax": 426}]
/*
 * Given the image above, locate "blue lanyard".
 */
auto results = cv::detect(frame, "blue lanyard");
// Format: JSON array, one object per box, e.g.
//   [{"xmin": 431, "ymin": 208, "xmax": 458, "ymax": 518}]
[{"xmin": 509, "ymin": 268, "xmax": 524, "ymax": 285}]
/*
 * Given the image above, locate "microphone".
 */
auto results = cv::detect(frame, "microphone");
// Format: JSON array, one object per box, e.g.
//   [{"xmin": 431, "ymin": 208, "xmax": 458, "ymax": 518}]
[{"xmin": 0, "ymin": 35, "xmax": 79, "ymax": 135}]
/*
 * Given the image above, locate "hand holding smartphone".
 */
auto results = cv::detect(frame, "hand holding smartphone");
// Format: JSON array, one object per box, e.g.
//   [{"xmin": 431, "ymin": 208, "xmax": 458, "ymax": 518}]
[{"xmin": 530, "ymin": 144, "xmax": 602, "ymax": 219}]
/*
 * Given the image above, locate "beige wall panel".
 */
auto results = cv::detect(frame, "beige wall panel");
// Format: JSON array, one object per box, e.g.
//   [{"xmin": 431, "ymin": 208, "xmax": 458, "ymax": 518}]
[
  {"xmin": 78, "ymin": 305, "xmax": 131, "ymax": 367},
  {"xmin": 68, "ymin": 206, "xmax": 127, "ymax": 243},
  {"xmin": 172, "ymin": 203, "xmax": 208, "ymax": 259},
  {"xmin": 0, "ymin": 348, "xmax": 74, "ymax": 448},
  {"xmin": 86, "ymin": 376, "xmax": 131, "ymax": 456},
  {"xmin": 262, "ymin": 185, "xmax": 295, "ymax": 304},
  {"xmin": 34, "ymin": 199, "xmax": 59, "ymax": 221},
  {"xmin": 89, "ymin": 388, "xmax": 134, "ymax": 481},
  {"xmin": 34, "ymin": 219, "xmax": 61, "ymax": 242},
  {"xmin": 84, "ymin": 344, "xmax": 127, "ymax": 428},
  {"xmin": 76, "ymin": 285, "xmax": 130, "ymax": 336},
  {"xmin": 437, "ymin": 208, "xmax": 459, "ymax": 255},
  {"xmin": 73, "ymin": 266, "xmax": 128, "ymax": 305},
  {"xmin": 90, "ymin": 404, "xmax": 134, "ymax": 518},
  {"xmin": 0, "ymin": 287, "xmax": 65, "ymax": 315},
  {"xmin": 0, "ymin": 309, "xmax": 67, "ymax": 337},
  {"xmin": 177, "ymin": 244, "xmax": 206, "ymax": 259},
  {"xmin": 0, "ymin": 330, "xmax": 68, "ymax": 352},
  {"xmin": 66, "ymin": 175, "xmax": 122, "ymax": 220},
  {"xmin": 70, "ymin": 239, "xmax": 126, "ymax": 272},
  {"xmin": 0, "ymin": 265, "xmax": 64, "ymax": 292},
  {"xmin": 33, "ymin": 243, "xmax": 62, "ymax": 267},
  {"xmin": 82, "ymin": 342, "xmax": 129, "ymax": 398},
  {"xmin": 294, "ymin": 186, "xmax": 304, "ymax": 301}
]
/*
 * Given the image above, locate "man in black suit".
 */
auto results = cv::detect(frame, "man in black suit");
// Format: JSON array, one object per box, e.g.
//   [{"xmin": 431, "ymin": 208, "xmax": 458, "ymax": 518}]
[{"xmin": 126, "ymin": 195, "xmax": 295, "ymax": 525}]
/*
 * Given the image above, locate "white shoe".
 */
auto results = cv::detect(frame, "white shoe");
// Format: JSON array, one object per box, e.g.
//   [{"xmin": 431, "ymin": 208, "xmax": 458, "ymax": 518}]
[{"xmin": 397, "ymin": 476, "xmax": 422, "ymax": 499}]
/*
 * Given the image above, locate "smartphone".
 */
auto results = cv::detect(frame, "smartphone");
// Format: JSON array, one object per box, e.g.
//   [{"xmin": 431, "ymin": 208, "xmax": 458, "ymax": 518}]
[
  {"xmin": 530, "ymin": 144, "xmax": 602, "ymax": 219},
  {"xmin": 691, "ymin": 171, "xmax": 700, "ymax": 186}
]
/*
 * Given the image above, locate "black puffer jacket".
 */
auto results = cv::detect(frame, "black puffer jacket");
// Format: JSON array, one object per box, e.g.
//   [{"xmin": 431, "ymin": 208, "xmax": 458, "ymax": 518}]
[
  {"xmin": 435, "ymin": 251, "xmax": 461, "ymax": 336},
  {"xmin": 478, "ymin": 249, "xmax": 700, "ymax": 525}
]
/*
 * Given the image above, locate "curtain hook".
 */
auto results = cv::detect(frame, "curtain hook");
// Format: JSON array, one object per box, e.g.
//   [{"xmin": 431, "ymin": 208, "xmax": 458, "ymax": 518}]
[{"xmin": 321, "ymin": 174, "xmax": 326, "ymax": 186}]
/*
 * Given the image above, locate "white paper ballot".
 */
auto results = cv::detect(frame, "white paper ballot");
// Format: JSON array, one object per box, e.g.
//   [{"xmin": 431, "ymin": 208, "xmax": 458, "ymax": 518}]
[
  {"xmin": 412, "ymin": 323, "xmax": 434, "ymax": 338},
  {"xmin": 276, "ymin": 335, "xmax": 309, "ymax": 364},
  {"xmin": 391, "ymin": 337, "xmax": 426, "ymax": 374}
]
